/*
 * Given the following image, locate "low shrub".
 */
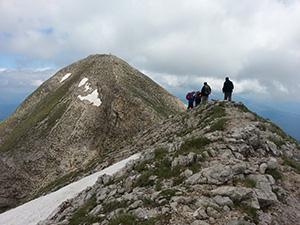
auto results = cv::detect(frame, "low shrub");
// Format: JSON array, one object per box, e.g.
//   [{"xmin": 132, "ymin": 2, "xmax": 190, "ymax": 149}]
[{"xmin": 178, "ymin": 137, "xmax": 211, "ymax": 155}]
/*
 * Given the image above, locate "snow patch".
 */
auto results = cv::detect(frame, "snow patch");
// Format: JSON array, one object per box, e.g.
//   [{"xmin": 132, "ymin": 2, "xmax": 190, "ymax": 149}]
[
  {"xmin": 0, "ymin": 154, "xmax": 140, "ymax": 225},
  {"xmin": 78, "ymin": 89, "xmax": 102, "ymax": 107},
  {"xmin": 60, "ymin": 73, "xmax": 72, "ymax": 83},
  {"xmin": 78, "ymin": 78, "xmax": 88, "ymax": 87},
  {"xmin": 84, "ymin": 83, "xmax": 91, "ymax": 92}
]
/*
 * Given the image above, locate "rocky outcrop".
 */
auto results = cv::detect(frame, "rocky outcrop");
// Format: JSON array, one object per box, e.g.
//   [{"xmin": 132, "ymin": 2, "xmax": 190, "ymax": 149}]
[
  {"xmin": 39, "ymin": 101, "xmax": 300, "ymax": 225},
  {"xmin": 0, "ymin": 54, "xmax": 185, "ymax": 211}
]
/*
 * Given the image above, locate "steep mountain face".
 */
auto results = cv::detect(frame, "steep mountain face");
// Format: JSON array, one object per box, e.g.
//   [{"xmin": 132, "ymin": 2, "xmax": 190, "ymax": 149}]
[
  {"xmin": 39, "ymin": 101, "xmax": 300, "ymax": 225},
  {"xmin": 0, "ymin": 54, "xmax": 185, "ymax": 212}
]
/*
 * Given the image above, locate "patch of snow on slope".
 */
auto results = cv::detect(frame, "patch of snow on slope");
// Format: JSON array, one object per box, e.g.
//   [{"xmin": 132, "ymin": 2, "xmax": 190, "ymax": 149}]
[
  {"xmin": 78, "ymin": 89, "xmax": 102, "ymax": 107},
  {"xmin": 78, "ymin": 78, "xmax": 88, "ymax": 87},
  {"xmin": 0, "ymin": 154, "xmax": 140, "ymax": 225},
  {"xmin": 60, "ymin": 73, "xmax": 72, "ymax": 83},
  {"xmin": 84, "ymin": 83, "xmax": 91, "ymax": 92}
]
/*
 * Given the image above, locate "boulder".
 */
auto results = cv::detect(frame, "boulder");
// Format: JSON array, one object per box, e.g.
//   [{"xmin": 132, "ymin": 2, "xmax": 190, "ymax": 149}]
[
  {"xmin": 211, "ymin": 186, "xmax": 253, "ymax": 201},
  {"xmin": 254, "ymin": 189, "xmax": 277, "ymax": 207},
  {"xmin": 267, "ymin": 157, "xmax": 278, "ymax": 170},
  {"xmin": 186, "ymin": 164, "xmax": 233, "ymax": 185},
  {"xmin": 206, "ymin": 206, "xmax": 221, "ymax": 219},
  {"xmin": 193, "ymin": 207, "xmax": 209, "ymax": 220},
  {"xmin": 213, "ymin": 195, "xmax": 233, "ymax": 207},
  {"xmin": 259, "ymin": 163, "xmax": 268, "ymax": 174}
]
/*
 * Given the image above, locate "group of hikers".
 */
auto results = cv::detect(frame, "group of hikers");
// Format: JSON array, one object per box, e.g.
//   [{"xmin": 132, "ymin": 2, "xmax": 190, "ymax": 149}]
[{"xmin": 186, "ymin": 77, "xmax": 234, "ymax": 110}]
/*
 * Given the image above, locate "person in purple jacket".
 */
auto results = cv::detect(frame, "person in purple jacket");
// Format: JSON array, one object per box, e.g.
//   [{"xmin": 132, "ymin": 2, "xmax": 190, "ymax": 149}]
[{"xmin": 186, "ymin": 91, "xmax": 195, "ymax": 110}]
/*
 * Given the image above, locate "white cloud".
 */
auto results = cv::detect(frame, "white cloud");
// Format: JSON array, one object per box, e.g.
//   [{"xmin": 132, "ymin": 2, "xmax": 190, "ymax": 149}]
[
  {"xmin": 0, "ymin": 68, "xmax": 54, "ymax": 90},
  {"xmin": 33, "ymin": 67, "xmax": 53, "ymax": 72},
  {"xmin": 273, "ymin": 81, "xmax": 289, "ymax": 94},
  {"xmin": 31, "ymin": 79, "xmax": 44, "ymax": 86},
  {"xmin": 0, "ymin": 0, "xmax": 300, "ymax": 101},
  {"xmin": 0, "ymin": 68, "xmax": 8, "ymax": 73},
  {"xmin": 236, "ymin": 79, "xmax": 267, "ymax": 94}
]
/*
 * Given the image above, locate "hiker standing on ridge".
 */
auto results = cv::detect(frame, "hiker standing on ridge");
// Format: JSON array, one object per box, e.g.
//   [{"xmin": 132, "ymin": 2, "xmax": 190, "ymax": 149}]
[
  {"xmin": 186, "ymin": 91, "xmax": 195, "ymax": 110},
  {"xmin": 201, "ymin": 82, "xmax": 211, "ymax": 104},
  {"xmin": 222, "ymin": 77, "xmax": 234, "ymax": 101},
  {"xmin": 194, "ymin": 91, "xmax": 202, "ymax": 107}
]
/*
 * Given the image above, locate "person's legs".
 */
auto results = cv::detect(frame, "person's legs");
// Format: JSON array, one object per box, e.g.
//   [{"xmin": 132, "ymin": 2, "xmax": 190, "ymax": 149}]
[
  {"xmin": 228, "ymin": 92, "xmax": 232, "ymax": 101},
  {"xmin": 201, "ymin": 96, "xmax": 208, "ymax": 104},
  {"xmin": 188, "ymin": 101, "xmax": 193, "ymax": 109},
  {"xmin": 224, "ymin": 92, "xmax": 232, "ymax": 101}
]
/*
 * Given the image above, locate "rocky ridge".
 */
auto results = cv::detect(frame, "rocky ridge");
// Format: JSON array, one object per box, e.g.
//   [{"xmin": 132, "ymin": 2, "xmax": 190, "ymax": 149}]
[
  {"xmin": 39, "ymin": 101, "xmax": 300, "ymax": 225},
  {"xmin": 0, "ymin": 54, "xmax": 185, "ymax": 211}
]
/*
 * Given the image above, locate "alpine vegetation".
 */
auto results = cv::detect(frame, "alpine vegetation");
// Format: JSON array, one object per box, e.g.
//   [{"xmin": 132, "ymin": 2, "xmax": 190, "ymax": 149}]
[
  {"xmin": 0, "ymin": 55, "xmax": 299, "ymax": 225},
  {"xmin": 0, "ymin": 54, "xmax": 185, "ymax": 212},
  {"xmin": 38, "ymin": 101, "xmax": 300, "ymax": 225}
]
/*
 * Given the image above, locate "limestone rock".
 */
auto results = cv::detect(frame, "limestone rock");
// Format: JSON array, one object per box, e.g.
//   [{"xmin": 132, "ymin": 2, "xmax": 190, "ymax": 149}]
[
  {"xmin": 211, "ymin": 186, "xmax": 253, "ymax": 201},
  {"xmin": 0, "ymin": 54, "xmax": 185, "ymax": 211}
]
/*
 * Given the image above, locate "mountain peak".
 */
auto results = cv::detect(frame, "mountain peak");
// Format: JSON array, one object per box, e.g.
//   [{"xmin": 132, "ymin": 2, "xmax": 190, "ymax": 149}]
[{"xmin": 0, "ymin": 54, "xmax": 185, "ymax": 212}]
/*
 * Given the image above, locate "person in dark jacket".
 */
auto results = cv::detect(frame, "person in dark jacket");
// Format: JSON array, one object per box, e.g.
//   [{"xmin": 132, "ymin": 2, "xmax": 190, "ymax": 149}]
[
  {"xmin": 194, "ymin": 91, "xmax": 202, "ymax": 106},
  {"xmin": 201, "ymin": 82, "xmax": 211, "ymax": 104},
  {"xmin": 186, "ymin": 91, "xmax": 195, "ymax": 110},
  {"xmin": 222, "ymin": 77, "xmax": 234, "ymax": 101}
]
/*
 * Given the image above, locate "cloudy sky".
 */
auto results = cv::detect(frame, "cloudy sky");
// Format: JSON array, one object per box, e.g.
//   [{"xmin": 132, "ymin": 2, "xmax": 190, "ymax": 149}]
[{"xmin": 1, "ymin": 0, "xmax": 300, "ymax": 105}]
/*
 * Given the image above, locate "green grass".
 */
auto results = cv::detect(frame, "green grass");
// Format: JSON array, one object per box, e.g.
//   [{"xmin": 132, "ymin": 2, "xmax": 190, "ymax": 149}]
[
  {"xmin": 209, "ymin": 105, "xmax": 226, "ymax": 118},
  {"xmin": 173, "ymin": 175, "xmax": 185, "ymax": 186},
  {"xmin": 282, "ymin": 156, "xmax": 300, "ymax": 174},
  {"xmin": 178, "ymin": 137, "xmax": 211, "ymax": 155},
  {"xmin": 268, "ymin": 122, "xmax": 298, "ymax": 144},
  {"xmin": 134, "ymin": 142, "xmax": 204, "ymax": 188},
  {"xmin": 129, "ymin": 85, "xmax": 170, "ymax": 118},
  {"xmin": 186, "ymin": 160, "xmax": 202, "ymax": 173},
  {"xmin": 109, "ymin": 213, "xmax": 137, "ymax": 225},
  {"xmin": 233, "ymin": 201, "xmax": 259, "ymax": 224},
  {"xmin": 102, "ymin": 200, "xmax": 128, "ymax": 213},
  {"xmin": 134, "ymin": 171, "xmax": 155, "ymax": 187},
  {"xmin": 45, "ymin": 100, "xmax": 70, "ymax": 130},
  {"xmin": 135, "ymin": 160, "xmax": 151, "ymax": 173},
  {"xmin": 232, "ymin": 177, "xmax": 256, "ymax": 188},
  {"xmin": 155, "ymin": 158, "xmax": 180, "ymax": 179},
  {"xmin": 269, "ymin": 123, "xmax": 288, "ymax": 140},
  {"xmin": 109, "ymin": 213, "xmax": 158, "ymax": 225},
  {"xmin": 154, "ymin": 148, "xmax": 167, "ymax": 160},
  {"xmin": 209, "ymin": 118, "xmax": 228, "ymax": 132},
  {"xmin": 134, "ymin": 158, "xmax": 182, "ymax": 187},
  {"xmin": 241, "ymin": 205, "xmax": 259, "ymax": 224},
  {"xmin": 159, "ymin": 189, "xmax": 177, "ymax": 201},
  {"xmin": 237, "ymin": 104, "xmax": 251, "ymax": 113},
  {"xmin": 142, "ymin": 197, "xmax": 158, "ymax": 208},
  {"xmin": 269, "ymin": 136, "xmax": 285, "ymax": 148},
  {"xmin": 155, "ymin": 180, "xmax": 162, "ymax": 191},
  {"xmin": 244, "ymin": 177, "xmax": 257, "ymax": 188},
  {"xmin": 266, "ymin": 168, "xmax": 282, "ymax": 181},
  {"xmin": 69, "ymin": 194, "xmax": 99, "ymax": 225},
  {"xmin": 0, "ymin": 73, "xmax": 80, "ymax": 153}
]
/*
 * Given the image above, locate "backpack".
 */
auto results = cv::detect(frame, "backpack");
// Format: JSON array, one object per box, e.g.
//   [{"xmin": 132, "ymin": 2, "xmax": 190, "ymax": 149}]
[
  {"xmin": 186, "ymin": 92, "xmax": 192, "ymax": 100},
  {"xmin": 202, "ymin": 85, "xmax": 211, "ymax": 96}
]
